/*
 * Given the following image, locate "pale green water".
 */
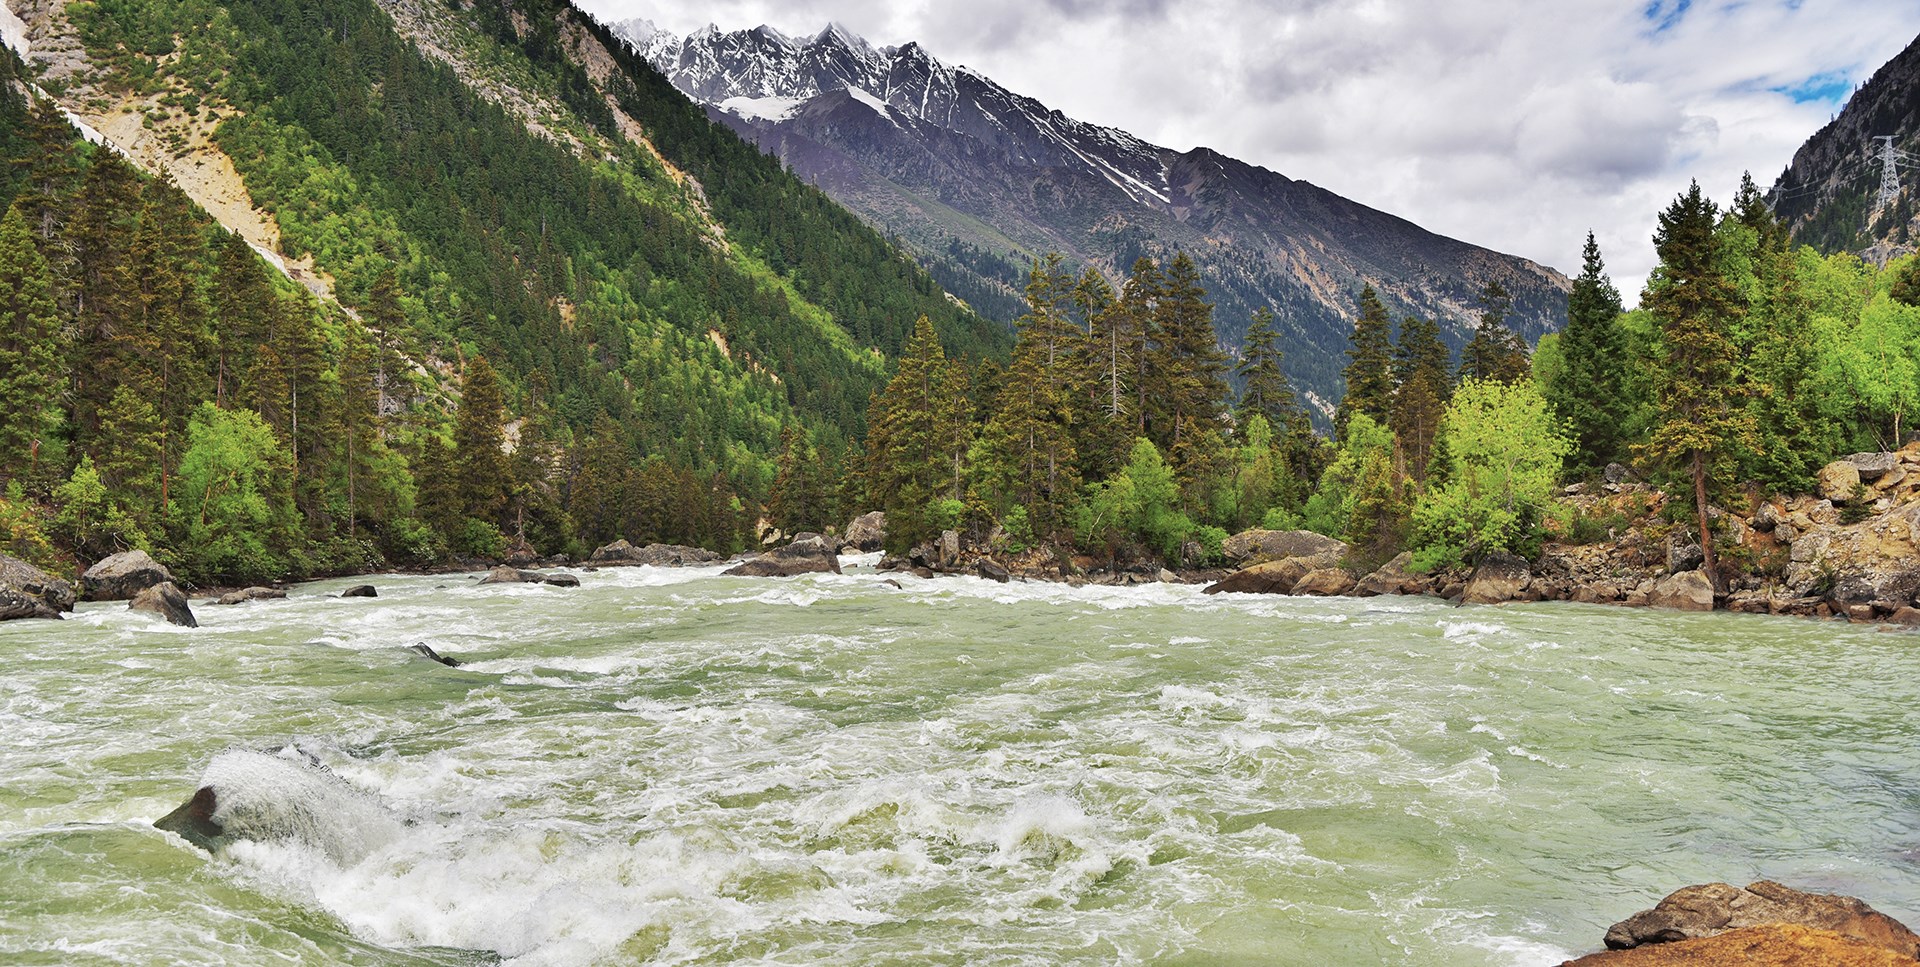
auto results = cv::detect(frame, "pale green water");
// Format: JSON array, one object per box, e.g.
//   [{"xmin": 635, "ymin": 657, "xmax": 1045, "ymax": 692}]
[{"xmin": 3, "ymin": 559, "xmax": 1919, "ymax": 966}]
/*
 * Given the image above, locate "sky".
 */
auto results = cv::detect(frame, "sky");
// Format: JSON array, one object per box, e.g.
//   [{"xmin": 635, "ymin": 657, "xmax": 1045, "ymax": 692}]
[{"xmin": 574, "ymin": 0, "xmax": 1918, "ymax": 300}]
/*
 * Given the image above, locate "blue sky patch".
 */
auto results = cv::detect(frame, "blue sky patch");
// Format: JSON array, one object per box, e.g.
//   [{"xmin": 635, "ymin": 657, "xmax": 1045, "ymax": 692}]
[
  {"xmin": 1775, "ymin": 72, "xmax": 1854, "ymax": 106},
  {"xmin": 1642, "ymin": 0, "xmax": 1692, "ymax": 33}
]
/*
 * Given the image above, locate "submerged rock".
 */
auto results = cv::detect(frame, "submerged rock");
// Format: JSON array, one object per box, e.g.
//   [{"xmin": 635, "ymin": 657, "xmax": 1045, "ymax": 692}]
[
  {"xmin": 542, "ymin": 573, "xmax": 580, "ymax": 588},
  {"xmin": 81, "ymin": 549, "xmax": 174, "ymax": 602},
  {"xmin": 130, "ymin": 582, "xmax": 197, "ymax": 627},
  {"xmin": 215, "ymin": 586, "xmax": 285, "ymax": 605},
  {"xmin": 340, "ymin": 585, "xmax": 377, "ymax": 598},
  {"xmin": 478, "ymin": 565, "xmax": 538, "ymax": 585},
  {"xmin": 1600, "ymin": 881, "xmax": 1920, "ymax": 957},
  {"xmin": 977, "ymin": 559, "xmax": 1011, "ymax": 583},
  {"xmin": 153, "ymin": 748, "xmax": 402, "ymax": 864},
  {"xmin": 408, "ymin": 643, "xmax": 461, "ymax": 666},
  {"xmin": 0, "ymin": 553, "xmax": 75, "ymax": 620}
]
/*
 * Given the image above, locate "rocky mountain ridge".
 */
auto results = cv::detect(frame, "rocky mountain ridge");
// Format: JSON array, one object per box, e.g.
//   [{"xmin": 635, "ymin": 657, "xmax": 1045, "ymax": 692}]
[{"xmin": 617, "ymin": 17, "xmax": 1572, "ymax": 415}]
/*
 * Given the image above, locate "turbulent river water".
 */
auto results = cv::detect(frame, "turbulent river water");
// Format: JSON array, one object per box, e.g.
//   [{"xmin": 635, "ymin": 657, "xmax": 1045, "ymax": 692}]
[{"xmin": 4, "ymin": 558, "xmax": 1920, "ymax": 966}]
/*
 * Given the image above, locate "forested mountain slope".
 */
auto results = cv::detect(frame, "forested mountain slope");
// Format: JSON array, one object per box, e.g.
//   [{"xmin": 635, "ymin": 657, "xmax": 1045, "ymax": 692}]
[
  {"xmin": 623, "ymin": 20, "xmax": 1571, "ymax": 414},
  {"xmin": 0, "ymin": 0, "xmax": 1006, "ymax": 581},
  {"xmin": 1771, "ymin": 30, "xmax": 1920, "ymax": 259}
]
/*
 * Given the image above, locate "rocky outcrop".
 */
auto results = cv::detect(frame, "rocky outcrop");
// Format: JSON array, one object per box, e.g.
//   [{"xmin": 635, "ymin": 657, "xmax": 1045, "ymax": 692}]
[
  {"xmin": 1355, "ymin": 552, "xmax": 1429, "ymax": 596},
  {"xmin": 842, "ymin": 512, "xmax": 886, "ymax": 552},
  {"xmin": 1601, "ymin": 881, "xmax": 1920, "ymax": 957},
  {"xmin": 1221, "ymin": 529, "xmax": 1347, "ymax": 567},
  {"xmin": 0, "ymin": 554, "xmax": 75, "ymax": 620},
  {"xmin": 1818, "ymin": 460, "xmax": 1863, "ymax": 503},
  {"xmin": 80, "ymin": 549, "xmax": 174, "ymax": 601},
  {"xmin": 130, "ymin": 582, "xmax": 197, "ymax": 627},
  {"xmin": 340, "ymin": 585, "xmax": 377, "ymax": 598},
  {"xmin": 1562, "ymin": 924, "xmax": 1920, "ymax": 966},
  {"xmin": 1291, "ymin": 567, "xmax": 1356, "ymax": 596},
  {"xmin": 215, "ymin": 586, "xmax": 285, "ymax": 605},
  {"xmin": 1462, "ymin": 552, "xmax": 1530, "ymax": 604},
  {"xmin": 723, "ymin": 534, "xmax": 843, "ymax": 578},
  {"xmin": 1648, "ymin": 570, "xmax": 1715, "ymax": 612},
  {"xmin": 1202, "ymin": 558, "xmax": 1312, "ymax": 595},
  {"xmin": 589, "ymin": 539, "xmax": 724, "ymax": 566}
]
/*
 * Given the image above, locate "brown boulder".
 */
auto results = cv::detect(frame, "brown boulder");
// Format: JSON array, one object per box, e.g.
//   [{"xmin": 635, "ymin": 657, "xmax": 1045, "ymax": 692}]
[
  {"xmin": 842, "ymin": 512, "xmax": 886, "ymax": 552},
  {"xmin": 1220, "ymin": 529, "xmax": 1347, "ymax": 566},
  {"xmin": 1462, "ymin": 552, "xmax": 1530, "ymax": 604},
  {"xmin": 1290, "ymin": 567, "xmax": 1356, "ymax": 596},
  {"xmin": 1563, "ymin": 924, "xmax": 1920, "ymax": 966},
  {"xmin": 0, "ymin": 553, "xmax": 75, "ymax": 620},
  {"xmin": 1202, "ymin": 558, "xmax": 1311, "ymax": 595},
  {"xmin": 477, "ymin": 565, "xmax": 539, "ymax": 585},
  {"xmin": 1602, "ymin": 881, "xmax": 1920, "ymax": 957},
  {"xmin": 80, "ymin": 549, "xmax": 174, "ymax": 602},
  {"xmin": 215, "ymin": 586, "xmax": 286, "ymax": 605},
  {"xmin": 590, "ymin": 540, "xmax": 724, "ymax": 566},
  {"xmin": 1355, "ymin": 551, "xmax": 1429, "ymax": 596},
  {"xmin": 1648, "ymin": 569, "xmax": 1715, "ymax": 612},
  {"xmin": 723, "ymin": 535, "xmax": 843, "ymax": 578},
  {"xmin": 130, "ymin": 582, "xmax": 197, "ymax": 627}
]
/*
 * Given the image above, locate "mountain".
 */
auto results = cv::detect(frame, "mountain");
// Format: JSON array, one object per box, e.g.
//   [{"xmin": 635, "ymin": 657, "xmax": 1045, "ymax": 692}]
[
  {"xmin": 1771, "ymin": 32, "xmax": 1920, "ymax": 259},
  {"xmin": 617, "ymin": 18, "xmax": 1571, "ymax": 414},
  {"xmin": 0, "ymin": 0, "xmax": 1006, "ymax": 577}
]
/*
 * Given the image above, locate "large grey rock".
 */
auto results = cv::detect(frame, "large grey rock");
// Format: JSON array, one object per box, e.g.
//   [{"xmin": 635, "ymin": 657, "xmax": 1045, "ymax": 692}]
[
  {"xmin": 589, "ymin": 540, "xmax": 723, "ymax": 566},
  {"xmin": 340, "ymin": 585, "xmax": 377, "ymax": 598},
  {"xmin": 80, "ymin": 549, "xmax": 174, "ymax": 602},
  {"xmin": 130, "ymin": 582, "xmax": 197, "ymax": 627},
  {"xmin": 842, "ymin": 512, "xmax": 886, "ymax": 552},
  {"xmin": 1291, "ymin": 567, "xmax": 1356, "ymax": 596},
  {"xmin": 215, "ymin": 586, "xmax": 286, "ymax": 605},
  {"xmin": 1202, "ymin": 558, "xmax": 1313, "ymax": 595},
  {"xmin": 1221, "ymin": 529, "xmax": 1347, "ymax": 566},
  {"xmin": 477, "ymin": 565, "xmax": 539, "ymax": 585},
  {"xmin": 1462, "ymin": 552, "xmax": 1530, "ymax": 604},
  {"xmin": 153, "ymin": 749, "xmax": 402, "ymax": 863},
  {"xmin": 0, "ymin": 553, "xmax": 75, "ymax": 620},
  {"xmin": 976, "ymin": 559, "xmax": 1011, "ymax": 583},
  {"xmin": 723, "ymin": 534, "xmax": 843, "ymax": 578},
  {"xmin": 1355, "ymin": 552, "xmax": 1429, "ymax": 597},
  {"xmin": 1602, "ymin": 881, "xmax": 1920, "ymax": 956},
  {"xmin": 1666, "ymin": 539, "xmax": 1704, "ymax": 575},
  {"xmin": 1648, "ymin": 569, "xmax": 1714, "ymax": 612},
  {"xmin": 1845, "ymin": 451, "xmax": 1900, "ymax": 480}
]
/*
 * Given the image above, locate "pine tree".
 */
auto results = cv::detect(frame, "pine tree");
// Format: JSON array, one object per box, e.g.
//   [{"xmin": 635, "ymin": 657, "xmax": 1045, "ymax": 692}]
[
  {"xmin": 127, "ymin": 173, "xmax": 213, "ymax": 511},
  {"xmin": 210, "ymin": 232, "xmax": 271, "ymax": 407},
  {"xmin": 451, "ymin": 354, "xmax": 508, "ymax": 527},
  {"xmin": 1122, "ymin": 257, "xmax": 1162, "ymax": 438},
  {"xmin": 768, "ymin": 422, "xmax": 825, "ymax": 535},
  {"xmin": 1148, "ymin": 252, "xmax": 1229, "ymax": 490},
  {"xmin": 1336, "ymin": 285, "xmax": 1395, "ymax": 435},
  {"xmin": 0, "ymin": 206, "xmax": 62, "ymax": 488},
  {"xmin": 67, "ymin": 150, "xmax": 142, "ymax": 452},
  {"xmin": 1545, "ymin": 232, "xmax": 1629, "ymax": 478},
  {"xmin": 11, "ymin": 97, "xmax": 79, "ymax": 285},
  {"xmin": 1641, "ymin": 181, "xmax": 1755, "ymax": 580},
  {"xmin": 570, "ymin": 411, "xmax": 631, "ymax": 546},
  {"xmin": 1237, "ymin": 306, "xmax": 1304, "ymax": 432},
  {"xmin": 1391, "ymin": 315, "xmax": 1451, "ymax": 483},
  {"xmin": 864, "ymin": 316, "xmax": 972, "ymax": 550}
]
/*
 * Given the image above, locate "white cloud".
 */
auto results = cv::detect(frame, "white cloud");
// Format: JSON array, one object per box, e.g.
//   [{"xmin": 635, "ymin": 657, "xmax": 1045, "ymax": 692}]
[{"xmin": 577, "ymin": 0, "xmax": 1918, "ymax": 301}]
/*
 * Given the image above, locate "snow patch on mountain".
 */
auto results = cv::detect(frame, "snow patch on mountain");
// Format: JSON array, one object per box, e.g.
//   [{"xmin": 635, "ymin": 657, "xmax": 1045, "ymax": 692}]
[{"xmin": 718, "ymin": 94, "xmax": 804, "ymax": 122}]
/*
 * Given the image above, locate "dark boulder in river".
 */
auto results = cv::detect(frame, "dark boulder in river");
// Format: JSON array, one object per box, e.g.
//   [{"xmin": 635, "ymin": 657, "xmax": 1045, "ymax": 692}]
[
  {"xmin": 80, "ymin": 549, "xmax": 174, "ymax": 601},
  {"xmin": 1601, "ymin": 881, "xmax": 1920, "ymax": 957},
  {"xmin": 1202, "ymin": 558, "xmax": 1312, "ymax": 595},
  {"xmin": 340, "ymin": 585, "xmax": 377, "ymax": 598},
  {"xmin": 0, "ymin": 553, "xmax": 75, "ymax": 620},
  {"xmin": 723, "ymin": 534, "xmax": 842, "ymax": 578},
  {"xmin": 408, "ymin": 643, "xmax": 461, "ymax": 666},
  {"xmin": 477, "ymin": 566, "xmax": 579, "ymax": 587},
  {"xmin": 1461, "ymin": 552, "xmax": 1530, "ymax": 604},
  {"xmin": 130, "ymin": 582, "xmax": 197, "ymax": 627}
]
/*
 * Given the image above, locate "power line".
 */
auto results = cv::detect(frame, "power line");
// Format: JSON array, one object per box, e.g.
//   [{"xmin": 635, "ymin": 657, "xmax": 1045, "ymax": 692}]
[{"xmin": 1876, "ymin": 135, "xmax": 1901, "ymax": 210}]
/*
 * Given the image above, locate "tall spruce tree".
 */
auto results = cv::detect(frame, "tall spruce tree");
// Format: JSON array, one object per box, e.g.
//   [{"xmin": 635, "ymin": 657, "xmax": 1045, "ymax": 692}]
[
  {"xmin": 0, "ymin": 206, "xmax": 61, "ymax": 487},
  {"xmin": 865, "ymin": 316, "xmax": 973, "ymax": 550},
  {"xmin": 1337, "ymin": 286, "xmax": 1395, "ymax": 436},
  {"xmin": 1237, "ymin": 307, "xmax": 1303, "ymax": 431},
  {"xmin": 1391, "ymin": 315, "xmax": 1451, "ymax": 483},
  {"xmin": 1457, "ymin": 281, "xmax": 1530, "ymax": 383},
  {"xmin": 1149, "ymin": 253, "xmax": 1229, "ymax": 458},
  {"xmin": 451, "ymin": 354, "xmax": 508, "ymax": 528},
  {"xmin": 1641, "ymin": 181, "xmax": 1754, "ymax": 580},
  {"xmin": 1545, "ymin": 232, "xmax": 1629, "ymax": 478}
]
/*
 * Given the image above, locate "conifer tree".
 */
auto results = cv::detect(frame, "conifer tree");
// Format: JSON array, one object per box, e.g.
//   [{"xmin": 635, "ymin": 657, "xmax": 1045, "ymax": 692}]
[
  {"xmin": 1642, "ymin": 181, "xmax": 1755, "ymax": 580},
  {"xmin": 1149, "ymin": 252, "xmax": 1229, "ymax": 459},
  {"xmin": 452, "ymin": 354, "xmax": 508, "ymax": 527},
  {"xmin": 768, "ymin": 423, "xmax": 826, "ymax": 535},
  {"xmin": 1121, "ymin": 257, "xmax": 1162, "ymax": 438},
  {"xmin": 1336, "ymin": 285, "xmax": 1394, "ymax": 435},
  {"xmin": 570, "ymin": 411, "xmax": 631, "ymax": 546},
  {"xmin": 1391, "ymin": 315, "xmax": 1451, "ymax": 483},
  {"xmin": 128, "ymin": 173, "xmax": 213, "ymax": 509},
  {"xmin": 1545, "ymin": 232, "xmax": 1629, "ymax": 478},
  {"xmin": 0, "ymin": 206, "xmax": 61, "ymax": 488},
  {"xmin": 865, "ymin": 316, "xmax": 972, "ymax": 550},
  {"xmin": 210, "ymin": 232, "xmax": 271, "ymax": 407},
  {"xmin": 1237, "ymin": 306, "xmax": 1303, "ymax": 432},
  {"xmin": 67, "ymin": 150, "xmax": 141, "ymax": 450}
]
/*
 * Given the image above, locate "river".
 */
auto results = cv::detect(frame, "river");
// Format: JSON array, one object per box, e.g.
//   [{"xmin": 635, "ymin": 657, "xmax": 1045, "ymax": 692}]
[{"xmin": 3, "ymin": 558, "xmax": 1918, "ymax": 965}]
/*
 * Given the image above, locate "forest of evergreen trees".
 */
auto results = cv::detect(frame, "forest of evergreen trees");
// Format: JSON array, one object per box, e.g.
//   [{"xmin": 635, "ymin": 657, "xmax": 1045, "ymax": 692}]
[{"xmin": 845, "ymin": 174, "xmax": 1920, "ymax": 579}]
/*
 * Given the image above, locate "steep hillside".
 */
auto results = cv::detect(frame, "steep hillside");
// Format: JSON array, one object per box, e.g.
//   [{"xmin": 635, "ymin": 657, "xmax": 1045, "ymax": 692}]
[
  {"xmin": 1771, "ymin": 31, "xmax": 1920, "ymax": 259},
  {"xmin": 621, "ymin": 20, "xmax": 1571, "ymax": 413}
]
